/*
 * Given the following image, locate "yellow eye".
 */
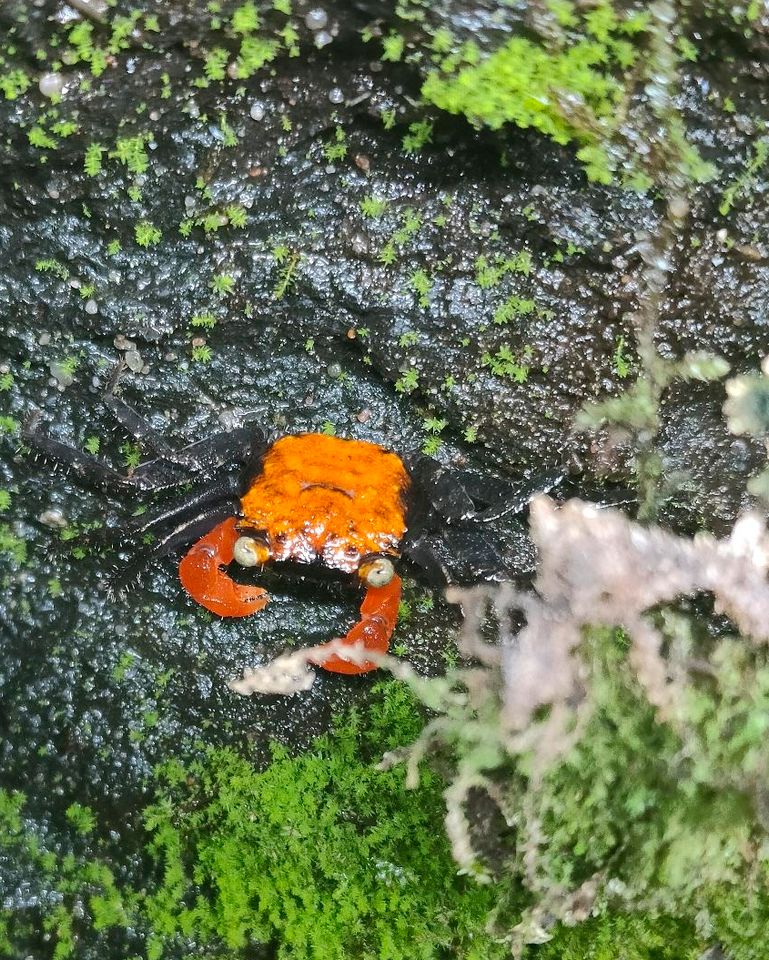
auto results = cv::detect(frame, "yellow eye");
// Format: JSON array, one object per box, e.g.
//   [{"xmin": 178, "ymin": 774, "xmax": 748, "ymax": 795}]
[
  {"xmin": 233, "ymin": 536, "xmax": 270, "ymax": 567},
  {"xmin": 360, "ymin": 556, "xmax": 395, "ymax": 588}
]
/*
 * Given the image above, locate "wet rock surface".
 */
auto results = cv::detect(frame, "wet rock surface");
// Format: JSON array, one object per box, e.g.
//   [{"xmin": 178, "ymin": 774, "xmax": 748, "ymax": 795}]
[{"xmin": 0, "ymin": 0, "xmax": 768, "ymax": 954}]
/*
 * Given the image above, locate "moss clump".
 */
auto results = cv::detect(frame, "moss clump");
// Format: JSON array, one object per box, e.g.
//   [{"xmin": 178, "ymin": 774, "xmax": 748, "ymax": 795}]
[
  {"xmin": 421, "ymin": 2, "xmax": 648, "ymax": 183},
  {"xmin": 142, "ymin": 683, "xmax": 505, "ymax": 959},
  {"xmin": 539, "ymin": 914, "xmax": 701, "ymax": 960}
]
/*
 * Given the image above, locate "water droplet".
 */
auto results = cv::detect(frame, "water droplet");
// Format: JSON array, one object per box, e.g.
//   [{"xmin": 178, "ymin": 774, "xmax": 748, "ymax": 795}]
[
  {"xmin": 305, "ymin": 8, "xmax": 328, "ymax": 30},
  {"xmin": 39, "ymin": 72, "xmax": 65, "ymax": 98},
  {"xmin": 328, "ymin": 87, "xmax": 344, "ymax": 104}
]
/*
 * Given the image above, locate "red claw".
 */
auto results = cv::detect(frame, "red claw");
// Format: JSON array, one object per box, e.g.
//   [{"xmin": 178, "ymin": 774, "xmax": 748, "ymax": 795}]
[
  {"xmin": 179, "ymin": 517, "xmax": 268, "ymax": 618},
  {"xmin": 313, "ymin": 574, "xmax": 402, "ymax": 675}
]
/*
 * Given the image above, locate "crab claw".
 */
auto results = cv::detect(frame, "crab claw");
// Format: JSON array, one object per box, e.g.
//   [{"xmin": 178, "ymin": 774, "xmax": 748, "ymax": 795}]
[
  {"xmin": 179, "ymin": 517, "xmax": 268, "ymax": 618},
  {"xmin": 312, "ymin": 574, "xmax": 402, "ymax": 675}
]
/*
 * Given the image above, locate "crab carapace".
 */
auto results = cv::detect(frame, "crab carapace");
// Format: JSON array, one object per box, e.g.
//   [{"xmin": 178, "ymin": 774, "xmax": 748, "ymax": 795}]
[{"xmin": 25, "ymin": 369, "xmax": 563, "ymax": 675}]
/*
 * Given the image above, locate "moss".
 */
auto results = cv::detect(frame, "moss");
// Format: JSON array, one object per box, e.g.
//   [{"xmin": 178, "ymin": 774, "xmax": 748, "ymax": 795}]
[
  {"xmin": 0, "ymin": 685, "xmax": 506, "ymax": 959},
  {"xmin": 418, "ymin": 0, "xmax": 707, "ymax": 185},
  {"xmin": 539, "ymin": 914, "xmax": 701, "ymax": 959}
]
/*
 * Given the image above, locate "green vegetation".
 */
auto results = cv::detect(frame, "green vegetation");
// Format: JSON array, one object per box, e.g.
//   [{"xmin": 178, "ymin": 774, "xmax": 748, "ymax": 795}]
[
  {"xmin": 110, "ymin": 134, "xmax": 152, "ymax": 176},
  {"xmin": 0, "ymin": 524, "xmax": 26, "ymax": 565},
  {"xmin": 83, "ymin": 143, "xmax": 105, "ymax": 176},
  {"xmin": 360, "ymin": 194, "xmax": 389, "ymax": 218},
  {"xmin": 28, "ymin": 125, "xmax": 58, "ymax": 150},
  {"xmin": 719, "ymin": 133, "xmax": 769, "ymax": 215},
  {"xmin": 493, "ymin": 295, "xmax": 536, "ymax": 325},
  {"xmin": 210, "ymin": 272, "xmax": 235, "ymax": 296},
  {"xmin": 191, "ymin": 344, "xmax": 213, "ymax": 363},
  {"xmin": 482, "ymin": 344, "xmax": 532, "ymax": 383},
  {"xmin": 272, "ymin": 247, "xmax": 300, "ymax": 299},
  {"xmin": 395, "ymin": 368, "xmax": 420, "ymax": 394},
  {"xmin": 0, "ymin": 686, "xmax": 506, "ymax": 959},
  {"xmin": 419, "ymin": 0, "xmax": 708, "ymax": 184},
  {"xmin": 410, "ymin": 268, "xmax": 433, "ymax": 307},
  {"xmin": 323, "ymin": 126, "xmax": 348, "ymax": 163},
  {"xmin": 190, "ymin": 312, "xmax": 217, "ymax": 330},
  {"xmin": 135, "ymin": 220, "xmax": 162, "ymax": 248},
  {"xmin": 0, "ymin": 67, "xmax": 30, "ymax": 100}
]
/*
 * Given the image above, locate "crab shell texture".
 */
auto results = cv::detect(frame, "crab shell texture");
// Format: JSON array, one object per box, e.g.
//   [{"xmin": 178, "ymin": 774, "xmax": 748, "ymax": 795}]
[{"xmin": 239, "ymin": 433, "xmax": 410, "ymax": 571}]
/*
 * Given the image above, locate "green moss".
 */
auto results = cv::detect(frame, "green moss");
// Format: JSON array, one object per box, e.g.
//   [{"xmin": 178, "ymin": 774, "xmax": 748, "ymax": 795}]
[
  {"xmin": 142, "ymin": 683, "xmax": 503, "ymax": 959},
  {"xmin": 418, "ymin": 0, "xmax": 705, "ymax": 185},
  {"xmin": 720, "ymin": 134, "xmax": 769, "ymax": 215},
  {"xmin": 539, "ymin": 914, "xmax": 700, "ymax": 959},
  {"xmin": 0, "ymin": 686, "xmax": 508, "ymax": 959},
  {"xmin": 135, "ymin": 221, "xmax": 162, "ymax": 248},
  {"xmin": 0, "ymin": 524, "xmax": 27, "ymax": 565},
  {"xmin": 0, "ymin": 67, "xmax": 30, "ymax": 100},
  {"xmin": 110, "ymin": 134, "xmax": 152, "ymax": 175}
]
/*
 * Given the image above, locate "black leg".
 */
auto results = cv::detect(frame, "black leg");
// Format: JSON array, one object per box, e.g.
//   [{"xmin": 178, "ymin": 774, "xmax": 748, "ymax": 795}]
[
  {"xmin": 24, "ymin": 412, "xmax": 136, "ymax": 490},
  {"xmin": 124, "ymin": 479, "xmax": 240, "ymax": 538},
  {"xmin": 109, "ymin": 501, "xmax": 236, "ymax": 594},
  {"xmin": 471, "ymin": 471, "xmax": 566, "ymax": 523},
  {"xmin": 405, "ymin": 453, "xmax": 547, "ymax": 523},
  {"xmin": 402, "ymin": 526, "xmax": 511, "ymax": 586},
  {"xmin": 101, "ymin": 360, "xmax": 180, "ymax": 462},
  {"xmin": 400, "ymin": 532, "xmax": 450, "ymax": 587},
  {"xmin": 26, "ymin": 407, "xmax": 268, "ymax": 494}
]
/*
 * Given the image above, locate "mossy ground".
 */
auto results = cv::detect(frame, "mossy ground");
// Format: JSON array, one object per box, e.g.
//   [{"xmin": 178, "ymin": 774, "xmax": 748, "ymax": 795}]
[{"xmin": 0, "ymin": 680, "xmax": 705, "ymax": 960}]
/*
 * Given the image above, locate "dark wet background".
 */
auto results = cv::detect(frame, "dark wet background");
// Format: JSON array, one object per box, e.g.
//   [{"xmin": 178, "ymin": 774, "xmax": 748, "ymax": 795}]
[{"xmin": 1, "ymin": 1, "xmax": 769, "ymax": 953}]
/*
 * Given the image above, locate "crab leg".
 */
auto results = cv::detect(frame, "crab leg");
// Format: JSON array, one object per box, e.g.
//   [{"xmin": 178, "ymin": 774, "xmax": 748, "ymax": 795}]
[
  {"xmin": 312, "ymin": 574, "xmax": 402, "ymax": 675},
  {"xmin": 179, "ymin": 517, "xmax": 268, "ymax": 617}
]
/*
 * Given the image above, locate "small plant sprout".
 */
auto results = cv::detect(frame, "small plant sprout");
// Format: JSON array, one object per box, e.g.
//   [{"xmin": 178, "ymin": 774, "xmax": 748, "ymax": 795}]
[
  {"xmin": 493, "ymin": 295, "xmax": 536, "ymax": 325},
  {"xmin": 410, "ymin": 269, "xmax": 433, "ymax": 308},
  {"xmin": 382, "ymin": 32, "xmax": 404, "ymax": 62},
  {"xmin": 84, "ymin": 143, "xmax": 105, "ymax": 176},
  {"xmin": 135, "ymin": 221, "xmax": 162, "ymax": 248},
  {"xmin": 395, "ymin": 368, "xmax": 419, "ymax": 394},
  {"xmin": 482, "ymin": 344, "xmax": 532, "ymax": 383},
  {"xmin": 422, "ymin": 416, "xmax": 447, "ymax": 456},
  {"xmin": 359, "ymin": 195, "xmax": 389, "ymax": 218},
  {"xmin": 190, "ymin": 313, "xmax": 217, "ymax": 330},
  {"xmin": 211, "ymin": 273, "xmax": 235, "ymax": 296},
  {"xmin": 121, "ymin": 442, "xmax": 142, "ymax": 469},
  {"xmin": 273, "ymin": 251, "xmax": 301, "ymax": 300},
  {"xmin": 323, "ymin": 127, "xmax": 348, "ymax": 162},
  {"xmin": 35, "ymin": 259, "xmax": 70, "ymax": 280},
  {"xmin": 613, "ymin": 336, "xmax": 633, "ymax": 378},
  {"xmin": 192, "ymin": 344, "xmax": 213, "ymax": 364},
  {"xmin": 402, "ymin": 119, "xmax": 434, "ymax": 153}
]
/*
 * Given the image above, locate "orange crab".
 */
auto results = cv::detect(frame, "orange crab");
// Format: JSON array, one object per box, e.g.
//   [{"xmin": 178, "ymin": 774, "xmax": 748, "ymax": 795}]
[
  {"xmin": 178, "ymin": 434, "xmax": 409, "ymax": 674},
  {"xmin": 26, "ymin": 367, "xmax": 562, "ymax": 677}
]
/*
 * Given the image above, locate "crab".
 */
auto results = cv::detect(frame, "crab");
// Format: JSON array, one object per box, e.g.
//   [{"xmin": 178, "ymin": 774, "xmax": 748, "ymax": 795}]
[{"xmin": 25, "ymin": 368, "xmax": 563, "ymax": 675}]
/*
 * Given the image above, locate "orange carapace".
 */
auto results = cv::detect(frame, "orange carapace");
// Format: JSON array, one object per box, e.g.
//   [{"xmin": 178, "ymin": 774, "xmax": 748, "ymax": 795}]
[{"xmin": 179, "ymin": 434, "xmax": 411, "ymax": 675}]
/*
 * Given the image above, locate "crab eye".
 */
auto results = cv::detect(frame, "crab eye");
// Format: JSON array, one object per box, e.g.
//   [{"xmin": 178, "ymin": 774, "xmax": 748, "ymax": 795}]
[
  {"xmin": 360, "ymin": 556, "xmax": 395, "ymax": 588},
  {"xmin": 233, "ymin": 536, "xmax": 270, "ymax": 567}
]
